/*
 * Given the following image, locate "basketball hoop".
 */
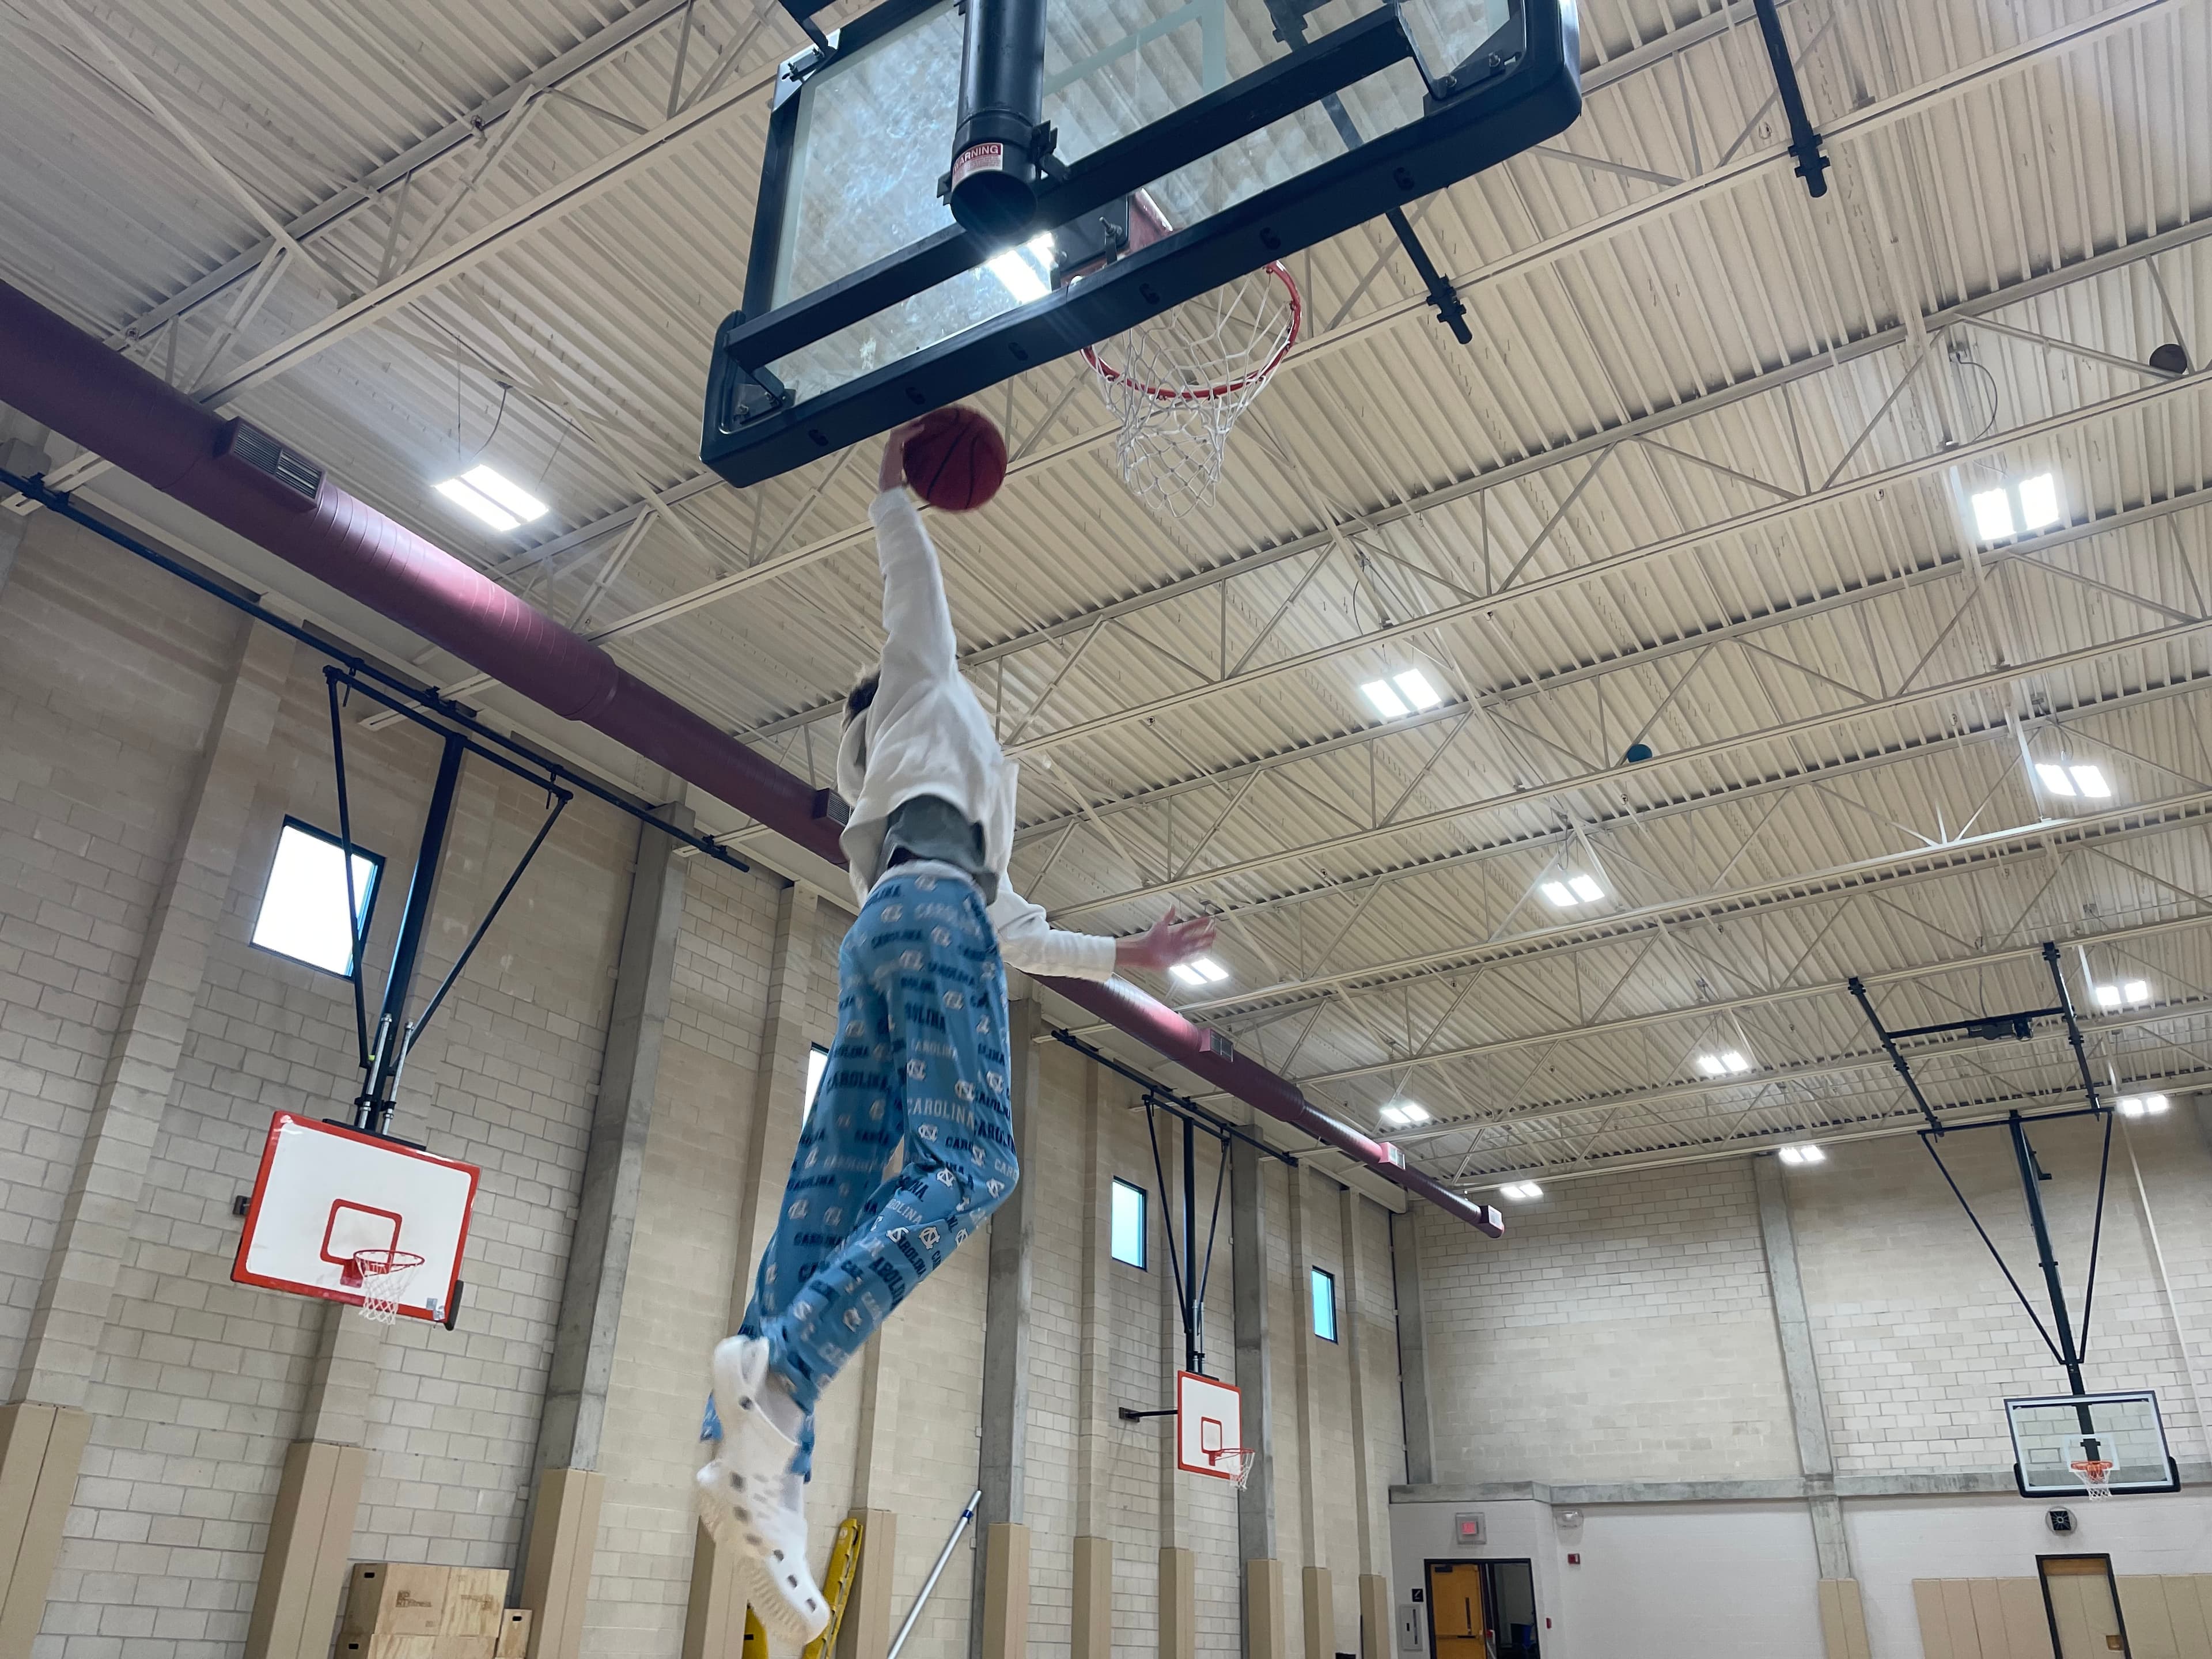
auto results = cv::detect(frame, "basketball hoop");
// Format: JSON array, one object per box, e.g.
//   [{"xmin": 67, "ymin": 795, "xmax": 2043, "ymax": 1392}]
[
  {"xmin": 2069, "ymin": 1458, "xmax": 2116, "ymax": 1500},
  {"xmin": 1208, "ymin": 1447, "xmax": 1259, "ymax": 1492},
  {"xmin": 1083, "ymin": 262, "xmax": 1301, "ymax": 518},
  {"xmin": 351, "ymin": 1249, "xmax": 423, "ymax": 1324}
]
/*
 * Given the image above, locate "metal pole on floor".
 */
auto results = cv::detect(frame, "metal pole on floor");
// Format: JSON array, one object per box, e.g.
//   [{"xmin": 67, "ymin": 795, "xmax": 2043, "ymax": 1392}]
[{"xmin": 887, "ymin": 1488, "xmax": 983, "ymax": 1659}]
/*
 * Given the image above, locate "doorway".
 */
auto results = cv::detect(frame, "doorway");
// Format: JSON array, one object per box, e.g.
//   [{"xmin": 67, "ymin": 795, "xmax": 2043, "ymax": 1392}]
[
  {"xmin": 1426, "ymin": 1560, "xmax": 1539, "ymax": 1659},
  {"xmin": 2040, "ymin": 1555, "xmax": 2130, "ymax": 1657}
]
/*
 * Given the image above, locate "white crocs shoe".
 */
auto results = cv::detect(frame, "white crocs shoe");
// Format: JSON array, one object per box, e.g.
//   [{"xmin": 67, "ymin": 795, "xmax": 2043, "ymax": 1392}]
[{"xmin": 695, "ymin": 1337, "xmax": 828, "ymax": 1643}]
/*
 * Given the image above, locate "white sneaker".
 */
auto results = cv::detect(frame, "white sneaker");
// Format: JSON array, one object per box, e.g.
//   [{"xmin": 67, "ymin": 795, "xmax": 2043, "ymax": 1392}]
[{"xmin": 695, "ymin": 1337, "xmax": 828, "ymax": 1643}]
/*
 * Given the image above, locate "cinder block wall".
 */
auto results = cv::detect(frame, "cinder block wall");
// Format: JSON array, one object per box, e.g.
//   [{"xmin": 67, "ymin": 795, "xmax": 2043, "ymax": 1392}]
[
  {"xmin": 1402, "ymin": 1112, "xmax": 2212, "ymax": 1658},
  {"xmin": 1416, "ymin": 1160, "xmax": 1800, "ymax": 1484},
  {"xmin": 2, "ymin": 494, "xmax": 1405, "ymax": 1659}
]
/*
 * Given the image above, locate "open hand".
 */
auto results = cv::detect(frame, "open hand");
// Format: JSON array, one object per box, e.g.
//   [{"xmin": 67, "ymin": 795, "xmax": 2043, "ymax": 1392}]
[
  {"xmin": 878, "ymin": 417, "xmax": 933, "ymax": 494},
  {"xmin": 1115, "ymin": 907, "xmax": 1219, "ymax": 976}
]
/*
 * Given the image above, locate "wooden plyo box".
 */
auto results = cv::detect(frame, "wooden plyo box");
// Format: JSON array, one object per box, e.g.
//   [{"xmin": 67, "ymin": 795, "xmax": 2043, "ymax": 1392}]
[
  {"xmin": 441, "ymin": 1570, "xmax": 510, "ymax": 1638},
  {"xmin": 335, "ymin": 1639, "xmax": 495, "ymax": 1659},
  {"xmin": 344, "ymin": 1565, "xmax": 450, "ymax": 1637}
]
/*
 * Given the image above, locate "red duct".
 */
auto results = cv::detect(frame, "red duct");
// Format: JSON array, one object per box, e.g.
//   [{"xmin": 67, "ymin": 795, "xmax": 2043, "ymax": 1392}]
[{"xmin": 0, "ymin": 277, "xmax": 1500, "ymax": 1236}]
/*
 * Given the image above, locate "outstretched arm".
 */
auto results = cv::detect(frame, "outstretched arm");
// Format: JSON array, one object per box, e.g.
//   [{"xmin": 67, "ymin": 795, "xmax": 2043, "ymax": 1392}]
[
  {"xmin": 871, "ymin": 417, "xmax": 958, "ymax": 688},
  {"xmin": 989, "ymin": 891, "xmax": 1219, "ymax": 984}
]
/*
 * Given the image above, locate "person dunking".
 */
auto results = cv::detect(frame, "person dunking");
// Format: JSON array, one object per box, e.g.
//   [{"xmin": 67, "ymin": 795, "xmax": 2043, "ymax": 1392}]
[{"xmin": 694, "ymin": 412, "xmax": 1218, "ymax": 1641}]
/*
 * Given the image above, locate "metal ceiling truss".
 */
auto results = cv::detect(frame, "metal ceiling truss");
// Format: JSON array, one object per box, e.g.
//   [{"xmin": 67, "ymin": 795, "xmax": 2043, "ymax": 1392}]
[
  {"xmin": 261, "ymin": 0, "xmax": 2191, "ymax": 707},
  {"xmin": 723, "ymin": 221, "xmax": 2210, "ymax": 809}
]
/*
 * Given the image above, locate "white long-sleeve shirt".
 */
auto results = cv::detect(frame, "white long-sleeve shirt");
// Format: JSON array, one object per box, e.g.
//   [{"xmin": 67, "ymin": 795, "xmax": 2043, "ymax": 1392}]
[{"xmin": 834, "ymin": 490, "xmax": 1119, "ymax": 981}]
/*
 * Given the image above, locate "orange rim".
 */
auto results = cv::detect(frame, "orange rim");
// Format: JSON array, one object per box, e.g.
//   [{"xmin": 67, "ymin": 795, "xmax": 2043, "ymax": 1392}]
[{"xmin": 1083, "ymin": 263, "xmax": 1302, "ymax": 403}]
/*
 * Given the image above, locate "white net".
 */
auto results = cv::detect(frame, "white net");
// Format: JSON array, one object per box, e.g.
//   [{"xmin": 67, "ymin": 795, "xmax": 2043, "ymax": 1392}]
[
  {"xmin": 2069, "ymin": 1437, "xmax": 2116, "ymax": 1499},
  {"xmin": 1084, "ymin": 263, "xmax": 1301, "ymax": 518},
  {"xmin": 354, "ymin": 1249, "xmax": 423, "ymax": 1324},
  {"xmin": 1209, "ymin": 1448, "xmax": 1259, "ymax": 1492}
]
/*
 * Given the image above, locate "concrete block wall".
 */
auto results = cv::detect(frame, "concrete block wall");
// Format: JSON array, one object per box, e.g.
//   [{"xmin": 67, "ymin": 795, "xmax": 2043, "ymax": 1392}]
[
  {"xmin": 1790, "ymin": 1117, "xmax": 2210, "ymax": 1475},
  {"xmin": 1399, "ymin": 1108, "xmax": 2212, "ymax": 1657},
  {"xmin": 1414, "ymin": 1159, "xmax": 1799, "ymax": 1484},
  {"xmin": 2, "ymin": 510, "xmax": 637, "ymax": 1654},
  {"xmin": 1, "ymin": 507, "xmax": 1409, "ymax": 1659}
]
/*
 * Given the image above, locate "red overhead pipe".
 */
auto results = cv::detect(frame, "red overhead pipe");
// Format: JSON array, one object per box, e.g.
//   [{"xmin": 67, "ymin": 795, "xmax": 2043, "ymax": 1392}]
[{"xmin": 0, "ymin": 276, "xmax": 1501, "ymax": 1236}]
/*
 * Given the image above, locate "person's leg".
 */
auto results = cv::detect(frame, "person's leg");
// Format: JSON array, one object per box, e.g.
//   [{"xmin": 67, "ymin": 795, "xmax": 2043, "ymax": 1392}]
[
  {"xmin": 732, "ymin": 922, "xmax": 900, "ymax": 1479},
  {"xmin": 753, "ymin": 870, "xmax": 1016, "ymax": 1392}
]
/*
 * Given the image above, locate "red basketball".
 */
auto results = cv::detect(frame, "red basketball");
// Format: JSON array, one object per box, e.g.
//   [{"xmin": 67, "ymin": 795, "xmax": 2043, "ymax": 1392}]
[{"xmin": 902, "ymin": 406, "xmax": 1007, "ymax": 512}]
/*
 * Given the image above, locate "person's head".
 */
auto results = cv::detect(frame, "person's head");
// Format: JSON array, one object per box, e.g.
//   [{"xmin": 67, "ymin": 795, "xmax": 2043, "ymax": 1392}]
[{"xmin": 845, "ymin": 669, "xmax": 880, "ymax": 726}]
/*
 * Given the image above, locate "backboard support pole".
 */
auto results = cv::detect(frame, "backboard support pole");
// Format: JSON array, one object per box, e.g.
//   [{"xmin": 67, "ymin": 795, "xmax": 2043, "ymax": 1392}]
[
  {"xmin": 354, "ymin": 730, "xmax": 464, "ymax": 1137},
  {"xmin": 949, "ymin": 0, "xmax": 1051, "ymax": 238}
]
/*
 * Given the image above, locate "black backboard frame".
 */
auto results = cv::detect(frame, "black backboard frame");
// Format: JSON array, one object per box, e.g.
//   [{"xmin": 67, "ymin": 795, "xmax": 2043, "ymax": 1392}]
[{"xmin": 700, "ymin": 0, "xmax": 1582, "ymax": 487}]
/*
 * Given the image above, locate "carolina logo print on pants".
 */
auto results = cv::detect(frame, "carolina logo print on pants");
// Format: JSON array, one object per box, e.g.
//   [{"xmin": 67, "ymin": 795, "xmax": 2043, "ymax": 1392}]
[{"xmin": 734, "ymin": 870, "xmax": 1015, "ymax": 1479}]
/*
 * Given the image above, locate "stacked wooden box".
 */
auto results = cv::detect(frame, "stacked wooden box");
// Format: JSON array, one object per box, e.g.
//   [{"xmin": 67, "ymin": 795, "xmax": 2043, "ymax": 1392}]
[{"xmin": 336, "ymin": 1564, "xmax": 531, "ymax": 1659}]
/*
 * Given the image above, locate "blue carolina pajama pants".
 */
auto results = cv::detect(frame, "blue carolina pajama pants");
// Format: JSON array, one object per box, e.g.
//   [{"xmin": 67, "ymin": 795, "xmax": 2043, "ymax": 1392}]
[{"xmin": 732, "ymin": 866, "xmax": 1017, "ymax": 1479}]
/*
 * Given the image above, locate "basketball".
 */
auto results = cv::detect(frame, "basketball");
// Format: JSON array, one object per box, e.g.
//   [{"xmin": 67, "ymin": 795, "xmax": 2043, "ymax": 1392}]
[{"xmin": 903, "ymin": 405, "xmax": 1007, "ymax": 512}]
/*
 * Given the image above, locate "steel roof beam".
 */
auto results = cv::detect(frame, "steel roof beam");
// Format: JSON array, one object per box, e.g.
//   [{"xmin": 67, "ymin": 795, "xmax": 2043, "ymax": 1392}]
[
  {"xmin": 101, "ymin": 0, "xmax": 708, "ymax": 349},
  {"xmin": 722, "ymin": 217, "xmax": 2212, "ymax": 769}
]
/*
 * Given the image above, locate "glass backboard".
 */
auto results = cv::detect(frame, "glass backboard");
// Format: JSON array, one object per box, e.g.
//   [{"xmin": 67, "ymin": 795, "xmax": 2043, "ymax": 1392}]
[
  {"xmin": 2005, "ymin": 1390, "xmax": 2180, "ymax": 1497},
  {"xmin": 706, "ymin": 0, "xmax": 1580, "ymax": 485}
]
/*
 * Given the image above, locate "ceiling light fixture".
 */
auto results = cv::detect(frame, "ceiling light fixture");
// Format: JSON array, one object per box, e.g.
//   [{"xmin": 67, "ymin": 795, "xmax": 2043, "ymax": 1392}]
[
  {"xmin": 2035, "ymin": 761, "xmax": 2112, "ymax": 799},
  {"xmin": 1167, "ymin": 958, "xmax": 1230, "ymax": 988},
  {"xmin": 1778, "ymin": 1143, "xmax": 1826, "ymax": 1165},
  {"xmin": 1380, "ymin": 1100, "xmax": 1431, "ymax": 1128},
  {"xmin": 434, "ymin": 464, "xmax": 548, "ymax": 532},
  {"xmin": 1499, "ymin": 1180, "xmax": 1543, "ymax": 1200},
  {"xmin": 1696, "ymin": 1050, "xmax": 1752, "ymax": 1077},
  {"xmin": 1363, "ymin": 668, "xmax": 1446, "ymax": 718},
  {"xmin": 1971, "ymin": 472, "xmax": 2061, "ymax": 544},
  {"xmin": 1393, "ymin": 669, "xmax": 1443, "ymax": 710},
  {"xmin": 1362, "ymin": 679, "xmax": 1411, "ymax": 718},
  {"xmin": 2116, "ymin": 1094, "xmax": 2169, "ymax": 1118},
  {"xmin": 1541, "ymin": 873, "xmax": 1605, "ymax": 908},
  {"xmin": 2095, "ymin": 980, "xmax": 2150, "ymax": 1009}
]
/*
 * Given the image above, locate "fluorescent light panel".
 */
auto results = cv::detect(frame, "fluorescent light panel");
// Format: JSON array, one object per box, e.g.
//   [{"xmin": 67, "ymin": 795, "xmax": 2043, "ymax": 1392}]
[
  {"xmin": 2118, "ymin": 1094, "xmax": 2170, "ymax": 1118},
  {"xmin": 1499, "ymin": 1180, "xmax": 1543, "ymax": 1200},
  {"xmin": 1541, "ymin": 873, "xmax": 1604, "ymax": 908},
  {"xmin": 1697, "ymin": 1050, "xmax": 1751, "ymax": 1077},
  {"xmin": 2096, "ymin": 980, "xmax": 2150, "ymax": 1009},
  {"xmin": 1380, "ymin": 1100, "xmax": 1431, "ymax": 1128},
  {"xmin": 1971, "ymin": 474, "xmax": 2059, "ymax": 543},
  {"xmin": 1362, "ymin": 679, "xmax": 1411, "ymax": 718},
  {"xmin": 2036, "ymin": 760, "xmax": 2112, "ymax": 799},
  {"xmin": 1778, "ymin": 1143, "xmax": 1826, "ymax": 1165},
  {"xmin": 1394, "ymin": 669, "xmax": 1442, "ymax": 710},
  {"xmin": 1169, "ymin": 963, "xmax": 1205, "ymax": 987},
  {"xmin": 435, "ymin": 464, "xmax": 549, "ymax": 532}
]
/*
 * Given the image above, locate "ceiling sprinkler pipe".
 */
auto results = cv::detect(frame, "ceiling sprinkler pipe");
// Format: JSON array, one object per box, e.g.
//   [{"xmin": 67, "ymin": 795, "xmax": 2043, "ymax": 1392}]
[{"xmin": 0, "ymin": 274, "xmax": 1497, "ymax": 1234}]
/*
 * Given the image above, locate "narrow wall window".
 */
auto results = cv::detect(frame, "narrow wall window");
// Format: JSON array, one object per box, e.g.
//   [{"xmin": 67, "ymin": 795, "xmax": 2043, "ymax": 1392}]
[
  {"xmin": 1310, "ymin": 1266, "xmax": 1338, "ymax": 1341},
  {"xmin": 803, "ymin": 1043, "xmax": 830, "ymax": 1122},
  {"xmin": 251, "ymin": 819, "xmax": 382, "ymax": 978},
  {"xmin": 1111, "ymin": 1178, "xmax": 1147, "ymax": 1268}
]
